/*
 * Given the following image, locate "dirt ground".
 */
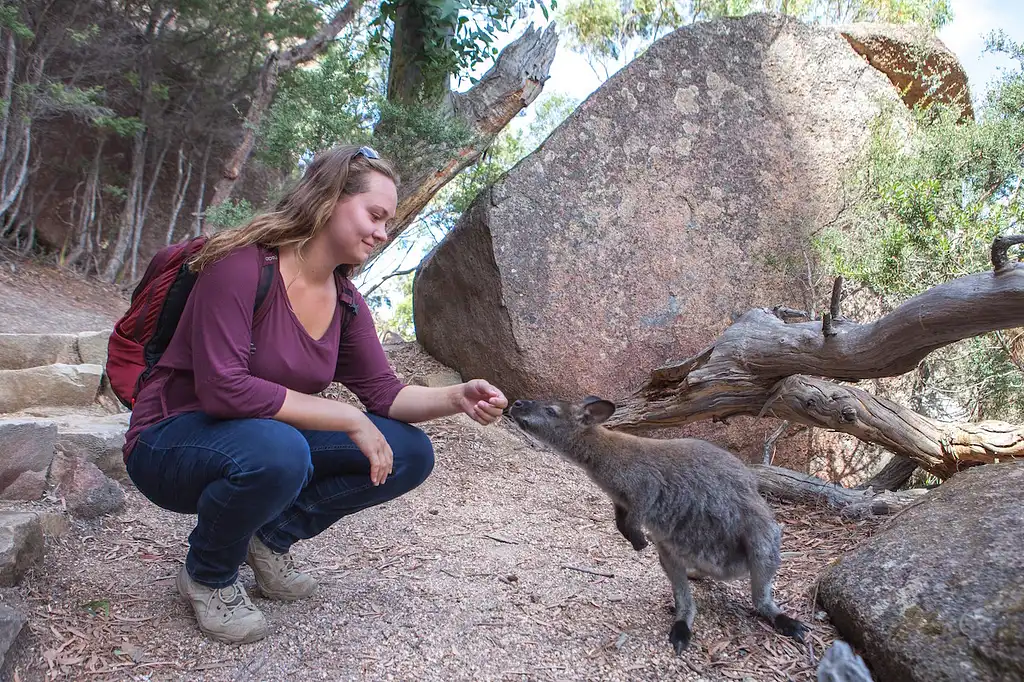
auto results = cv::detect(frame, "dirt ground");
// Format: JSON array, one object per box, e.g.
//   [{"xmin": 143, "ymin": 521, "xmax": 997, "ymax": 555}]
[
  {"xmin": 0, "ymin": 251, "xmax": 128, "ymax": 333},
  {"xmin": 0, "ymin": 256, "xmax": 882, "ymax": 681}
]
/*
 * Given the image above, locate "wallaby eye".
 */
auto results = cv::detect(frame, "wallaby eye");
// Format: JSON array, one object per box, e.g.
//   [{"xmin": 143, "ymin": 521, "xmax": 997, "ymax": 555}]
[{"xmin": 545, "ymin": 406, "xmax": 559, "ymax": 417}]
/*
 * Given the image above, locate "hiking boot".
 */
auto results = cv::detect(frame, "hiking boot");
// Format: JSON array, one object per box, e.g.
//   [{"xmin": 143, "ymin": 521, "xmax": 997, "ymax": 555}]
[
  {"xmin": 176, "ymin": 566, "xmax": 268, "ymax": 644},
  {"xmin": 245, "ymin": 535, "xmax": 317, "ymax": 601}
]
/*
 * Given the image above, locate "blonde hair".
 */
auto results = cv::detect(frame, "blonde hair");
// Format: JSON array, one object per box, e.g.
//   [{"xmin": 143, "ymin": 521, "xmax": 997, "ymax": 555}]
[{"xmin": 190, "ymin": 144, "xmax": 399, "ymax": 276}]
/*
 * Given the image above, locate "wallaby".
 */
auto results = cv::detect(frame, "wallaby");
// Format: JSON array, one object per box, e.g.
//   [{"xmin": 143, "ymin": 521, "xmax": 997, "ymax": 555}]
[{"xmin": 508, "ymin": 395, "xmax": 809, "ymax": 654}]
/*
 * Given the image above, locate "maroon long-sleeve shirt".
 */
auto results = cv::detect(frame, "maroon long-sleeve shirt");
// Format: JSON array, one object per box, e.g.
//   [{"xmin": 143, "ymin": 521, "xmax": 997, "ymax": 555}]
[{"xmin": 122, "ymin": 244, "xmax": 405, "ymax": 460}]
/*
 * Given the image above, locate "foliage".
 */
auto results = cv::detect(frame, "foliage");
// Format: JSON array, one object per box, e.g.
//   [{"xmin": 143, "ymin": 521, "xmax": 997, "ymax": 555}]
[
  {"xmin": 257, "ymin": 37, "xmax": 378, "ymax": 171},
  {"xmin": 204, "ymin": 198, "xmax": 256, "ymax": 232},
  {"xmin": 816, "ymin": 31, "xmax": 1024, "ymax": 423},
  {"xmin": 371, "ymin": 0, "xmax": 557, "ymax": 90}
]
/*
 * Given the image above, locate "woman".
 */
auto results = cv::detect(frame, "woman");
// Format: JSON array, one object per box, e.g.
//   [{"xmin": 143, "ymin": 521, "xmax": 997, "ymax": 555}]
[{"xmin": 123, "ymin": 144, "xmax": 507, "ymax": 645}]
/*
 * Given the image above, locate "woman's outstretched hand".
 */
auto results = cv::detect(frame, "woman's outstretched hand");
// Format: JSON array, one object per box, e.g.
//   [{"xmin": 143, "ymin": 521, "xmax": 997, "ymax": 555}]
[{"xmin": 457, "ymin": 379, "xmax": 508, "ymax": 425}]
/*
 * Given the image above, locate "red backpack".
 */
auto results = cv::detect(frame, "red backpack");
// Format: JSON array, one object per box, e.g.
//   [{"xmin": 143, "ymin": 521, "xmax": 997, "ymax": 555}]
[{"xmin": 105, "ymin": 237, "xmax": 276, "ymax": 409}]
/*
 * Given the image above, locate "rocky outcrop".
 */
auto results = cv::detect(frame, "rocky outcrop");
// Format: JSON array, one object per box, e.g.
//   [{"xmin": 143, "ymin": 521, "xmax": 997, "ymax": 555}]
[
  {"xmin": 839, "ymin": 23, "xmax": 974, "ymax": 121},
  {"xmin": 414, "ymin": 14, "xmax": 932, "ymax": 456},
  {"xmin": 818, "ymin": 461, "xmax": 1024, "ymax": 682}
]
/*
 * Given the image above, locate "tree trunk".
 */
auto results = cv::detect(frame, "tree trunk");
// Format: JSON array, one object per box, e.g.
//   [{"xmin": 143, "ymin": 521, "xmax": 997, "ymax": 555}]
[
  {"xmin": 207, "ymin": 0, "xmax": 366, "ymax": 212},
  {"xmin": 193, "ymin": 137, "xmax": 212, "ymax": 237},
  {"xmin": 385, "ymin": 0, "xmax": 450, "ymax": 108},
  {"xmin": 64, "ymin": 137, "xmax": 104, "ymax": 269},
  {"xmin": 603, "ymin": 236, "xmax": 1024, "ymax": 481},
  {"xmin": 165, "ymin": 144, "xmax": 192, "ymax": 245},
  {"xmin": 856, "ymin": 455, "xmax": 918, "ymax": 491},
  {"xmin": 129, "ymin": 135, "xmax": 171, "ymax": 279},
  {"xmin": 102, "ymin": 128, "xmax": 145, "ymax": 282}
]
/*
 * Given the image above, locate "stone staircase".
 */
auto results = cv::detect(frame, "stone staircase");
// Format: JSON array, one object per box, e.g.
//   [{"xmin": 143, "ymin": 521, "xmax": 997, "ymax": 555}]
[
  {"xmin": 0, "ymin": 330, "xmax": 129, "ymax": 517},
  {"xmin": 0, "ymin": 330, "xmax": 132, "ymax": 668}
]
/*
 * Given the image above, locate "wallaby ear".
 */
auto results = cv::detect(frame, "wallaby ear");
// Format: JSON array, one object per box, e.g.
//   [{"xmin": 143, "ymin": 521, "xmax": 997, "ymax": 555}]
[{"xmin": 581, "ymin": 398, "xmax": 616, "ymax": 425}]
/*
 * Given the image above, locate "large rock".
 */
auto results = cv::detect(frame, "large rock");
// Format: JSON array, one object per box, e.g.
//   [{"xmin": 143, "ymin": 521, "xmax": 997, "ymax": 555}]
[
  {"xmin": 0, "ymin": 419, "xmax": 58, "ymax": 500},
  {"xmin": 818, "ymin": 462, "xmax": 1024, "ymax": 682},
  {"xmin": 0, "ymin": 363, "xmax": 103, "ymax": 413},
  {"xmin": 839, "ymin": 23, "xmax": 973, "ymax": 121},
  {"xmin": 414, "ymin": 14, "xmax": 928, "ymax": 437},
  {"xmin": 0, "ymin": 512, "xmax": 43, "ymax": 587},
  {"xmin": 0, "ymin": 333, "xmax": 79, "ymax": 370}
]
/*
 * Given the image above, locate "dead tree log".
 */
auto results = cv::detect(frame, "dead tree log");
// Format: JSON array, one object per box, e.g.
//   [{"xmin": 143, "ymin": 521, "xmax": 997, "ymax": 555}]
[
  {"xmin": 604, "ymin": 236, "xmax": 1024, "ymax": 480},
  {"xmin": 754, "ymin": 465, "xmax": 927, "ymax": 518}
]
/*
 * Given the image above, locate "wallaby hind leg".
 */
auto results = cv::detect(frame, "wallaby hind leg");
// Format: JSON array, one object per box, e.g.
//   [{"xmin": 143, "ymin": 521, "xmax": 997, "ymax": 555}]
[
  {"xmin": 749, "ymin": 527, "xmax": 808, "ymax": 643},
  {"xmin": 657, "ymin": 543, "xmax": 696, "ymax": 655}
]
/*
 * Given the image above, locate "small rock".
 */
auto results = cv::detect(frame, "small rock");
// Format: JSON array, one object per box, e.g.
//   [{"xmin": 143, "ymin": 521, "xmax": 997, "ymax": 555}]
[
  {"xmin": 0, "ymin": 419, "xmax": 57, "ymax": 501},
  {"xmin": 0, "ymin": 604, "xmax": 27, "ymax": 670},
  {"xmin": 76, "ymin": 330, "xmax": 111, "ymax": 366},
  {"xmin": 0, "ymin": 470, "xmax": 46, "ymax": 501},
  {"xmin": 51, "ymin": 452, "xmax": 125, "ymax": 519},
  {"xmin": 38, "ymin": 512, "xmax": 70, "ymax": 537},
  {"xmin": 428, "ymin": 509, "xmax": 439, "ymax": 515},
  {"xmin": 0, "ymin": 512, "xmax": 43, "ymax": 587}
]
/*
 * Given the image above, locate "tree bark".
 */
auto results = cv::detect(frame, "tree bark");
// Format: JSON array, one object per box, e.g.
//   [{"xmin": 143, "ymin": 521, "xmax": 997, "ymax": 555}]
[
  {"xmin": 603, "ymin": 237, "xmax": 1024, "ymax": 480},
  {"xmin": 856, "ymin": 455, "xmax": 918, "ymax": 491},
  {"xmin": 207, "ymin": 0, "xmax": 366, "ymax": 212},
  {"xmin": 753, "ymin": 465, "xmax": 928, "ymax": 518}
]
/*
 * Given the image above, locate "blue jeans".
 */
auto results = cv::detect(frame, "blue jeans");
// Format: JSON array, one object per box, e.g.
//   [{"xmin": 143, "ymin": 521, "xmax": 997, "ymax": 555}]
[{"xmin": 126, "ymin": 411, "xmax": 435, "ymax": 588}]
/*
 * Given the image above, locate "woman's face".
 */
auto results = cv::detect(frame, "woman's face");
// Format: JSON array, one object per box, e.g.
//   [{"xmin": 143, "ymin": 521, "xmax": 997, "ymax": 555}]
[{"xmin": 328, "ymin": 170, "xmax": 398, "ymax": 264}]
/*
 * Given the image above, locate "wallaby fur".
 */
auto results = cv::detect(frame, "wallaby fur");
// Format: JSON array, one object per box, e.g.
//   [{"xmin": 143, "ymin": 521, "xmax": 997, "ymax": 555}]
[{"xmin": 509, "ymin": 395, "xmax": 809, "ymax": 654}]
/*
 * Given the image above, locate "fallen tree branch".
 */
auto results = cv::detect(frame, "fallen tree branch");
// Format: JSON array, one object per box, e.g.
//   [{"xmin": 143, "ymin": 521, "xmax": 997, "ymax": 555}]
[
  {"xmin": 754, "ymin": 465, "xmax": 928, "ymax": 518},
  {"xmin": 605, "ymin": 237, "xmax": 1024, "ymax": 480}
]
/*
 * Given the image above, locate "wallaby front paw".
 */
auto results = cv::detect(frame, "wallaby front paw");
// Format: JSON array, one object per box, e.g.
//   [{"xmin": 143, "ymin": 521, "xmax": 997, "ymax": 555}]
[
  {"xmin": 772, "ymin": 614, "xmax": 809, "ymax": 643},
  {"xmin": 669, "ymin": 621, "xmax": 691, "ymax": 655}
]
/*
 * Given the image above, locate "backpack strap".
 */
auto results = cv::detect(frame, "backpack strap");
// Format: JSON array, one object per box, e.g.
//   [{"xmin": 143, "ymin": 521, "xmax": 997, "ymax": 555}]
[
  {"xmin": 252, "ymin": 245, "xmax": 278, "ymax": 327},
  {"xmin": 334, "ymin": 268, "xmax": 359, "ymax": 339}
]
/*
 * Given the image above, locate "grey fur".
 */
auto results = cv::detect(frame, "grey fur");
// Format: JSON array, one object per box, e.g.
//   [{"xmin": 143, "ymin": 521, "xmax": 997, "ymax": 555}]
[{"xmin": 509, "ymin": 395, "xmax": 809, "ymax": 655}]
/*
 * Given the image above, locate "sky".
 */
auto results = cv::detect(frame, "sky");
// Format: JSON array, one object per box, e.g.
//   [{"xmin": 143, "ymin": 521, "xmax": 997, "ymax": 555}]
[{"xmin": 356, "ymin": 0, "xmax": 1024, "ymax": 303}]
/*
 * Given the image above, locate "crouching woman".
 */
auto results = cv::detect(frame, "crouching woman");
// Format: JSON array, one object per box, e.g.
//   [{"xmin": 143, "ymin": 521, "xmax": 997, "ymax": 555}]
[{"xmin": 122, "ymin": 144, "xmax": 506, "ymax": 644}]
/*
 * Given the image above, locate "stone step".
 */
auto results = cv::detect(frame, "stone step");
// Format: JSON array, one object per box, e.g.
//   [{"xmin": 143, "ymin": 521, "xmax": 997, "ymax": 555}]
[
  {"xmin": 0, "ymin": 412, "xmax": 130, "ymax": 502},
  {"xmin": 0, "ymin": 331, "xmax": 110, "ymax": 370},
  {"xmin": 0, "ymin": 363, "xmax": 105, "ymax": 413}
]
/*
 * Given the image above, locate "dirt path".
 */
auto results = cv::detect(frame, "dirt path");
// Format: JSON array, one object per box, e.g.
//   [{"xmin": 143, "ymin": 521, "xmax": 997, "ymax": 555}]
[{"xmin": 0, "ymin": 253, "xmax": 128, "ymax": 333}]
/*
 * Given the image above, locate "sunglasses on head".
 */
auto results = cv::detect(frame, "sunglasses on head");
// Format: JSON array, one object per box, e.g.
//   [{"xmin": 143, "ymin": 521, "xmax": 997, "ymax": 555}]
[{"xmin": 356, "ymin": 145, "xmax": 380, "ymax": 160}]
